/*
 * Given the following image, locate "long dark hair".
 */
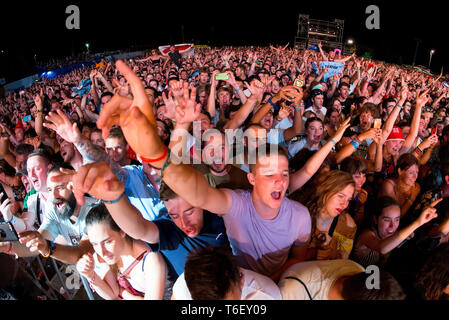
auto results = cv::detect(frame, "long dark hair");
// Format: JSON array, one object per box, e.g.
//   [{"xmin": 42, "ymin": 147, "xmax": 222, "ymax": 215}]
[{"xmin": 86, "ymin": 203, "xmax": 131, "ymax": 242}]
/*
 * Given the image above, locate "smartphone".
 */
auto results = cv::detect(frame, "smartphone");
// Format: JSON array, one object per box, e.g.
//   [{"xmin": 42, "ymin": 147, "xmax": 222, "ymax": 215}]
[
  {"xmin": 431, "ymin": 127, "xmax": 437, "ymax": 135},
  {"xmin": 22, "ymin": 115, "xmax": 32, "ymax": 122},
  {"xmin": 368, "ymin": 67, "xmax": 375, "ymax": 75},
  {"xmin": 294, "ymin": 78, "xmax": 304, "ymax": 88},
  {"xmin": 0, "ymin": 222, "xmax": 19, "ymax": 242},
  {"xmin": 215, "ymin": 73, "xmax": 229, "ymax": 81},
  {"xmin": 374, "ymin": 118, "xmax": 382, "ymax": 129}
]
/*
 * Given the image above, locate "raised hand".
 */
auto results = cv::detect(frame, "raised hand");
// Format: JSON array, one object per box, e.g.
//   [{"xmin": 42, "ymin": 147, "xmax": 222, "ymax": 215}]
[
  {"xmin": 174, "ymin": 86, "xmax": 201, "ymax": 124},
  {"xmin": 416, "ymin": 88, "xmax": 430, "ymax": 107},
  {"xmin": 169, "ymin": 80, "xmax": 186, "ymax": 100},
  {"xmin": 244, "ymin": 79, "xmax": 265, "ymax": 101},
  {"xmin": 44, "ymin": 109, "xmax": 81, "ymax": 144},
  {"xmin": 260, "ymin": 75, "xmax": 276, "ymax": 89},
  {"xmin": 417, "ymin": 198, "xmax": 441, "ymax": 226},
  {"xmin": 277, "ymin": 105, "xmax": 291, "ymax": 120},
  {"xmin": 359, "ymin": 128, "xmax": 382, "ymax": 142},
  {"xmin": 97, "ymin": 60, "xmax": 162, "ymax": 159},
  {"xmin": 330, "ymin": 117, "xmax": 351, "ymax": 143},
  {"xmin": 420, "ymin": 133, "xmax": 439, "ymax": 150},
  {"xmin": 277, "ymin": 86, "xmax": 302, "ymax": 102},
  {"xmin": 161, "ymin": 91, "xmax": 178, "ymax": 121},
  {"xmin": 211, "ymin": 70, "xmax": 220, "ymax": 88},
  {"xmin": 97, "ymin": 60, "xmax": 156, "ymax": 139},
  {"xmin": 50, "ymin": 162, "xmax": 124, "ymax": 205},
  {"xmin": 34, "ymin": 89, "xmax": 44, "ymax": 110}
]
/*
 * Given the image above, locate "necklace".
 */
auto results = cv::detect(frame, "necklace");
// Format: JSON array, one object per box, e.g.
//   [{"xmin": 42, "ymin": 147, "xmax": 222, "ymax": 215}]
[{"xmin": 318, "ymin": 214, "xmax": 333, "ymax": 227}]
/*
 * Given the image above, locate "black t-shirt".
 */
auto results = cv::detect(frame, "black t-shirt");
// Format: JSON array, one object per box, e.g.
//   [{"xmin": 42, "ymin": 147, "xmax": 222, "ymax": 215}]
[
  {"xmin": 340, "ymin": 97, "xmax": 354, "ymax": 116},
  {"xmin": 168, "ymin": 51, "xmax": 182, "ymax": 67}
]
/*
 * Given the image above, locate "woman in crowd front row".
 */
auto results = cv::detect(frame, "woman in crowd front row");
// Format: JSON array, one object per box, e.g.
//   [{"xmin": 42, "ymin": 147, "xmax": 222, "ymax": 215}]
[
  {"xmin": 351, "ymin": 196, "xmax": 440, "ymax": 268},
  {"xmin": 76, "ymin": 203, "xmax": 166, "ymax": 300},
  {"xmin": 305, "ymin": 170, "xmax": 358, "ymax": 261}
]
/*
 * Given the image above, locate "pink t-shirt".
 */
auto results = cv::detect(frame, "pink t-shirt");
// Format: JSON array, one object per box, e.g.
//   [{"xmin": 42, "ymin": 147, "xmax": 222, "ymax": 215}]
[{"xmin": 223, "ymin": 189, "xmax": 312, "ymax": 277}]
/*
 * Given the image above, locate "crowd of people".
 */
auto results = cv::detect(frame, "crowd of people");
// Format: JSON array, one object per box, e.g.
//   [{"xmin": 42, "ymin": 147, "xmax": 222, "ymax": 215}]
[{"xmin": 0, "ymin": 43, "xmax": 448, "ymax": 300}]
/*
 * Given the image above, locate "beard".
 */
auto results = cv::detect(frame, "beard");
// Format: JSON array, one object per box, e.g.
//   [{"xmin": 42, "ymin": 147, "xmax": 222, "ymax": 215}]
[{"xmin": 53, "ymin": 193, "xmax": 77, "ymax": 219}]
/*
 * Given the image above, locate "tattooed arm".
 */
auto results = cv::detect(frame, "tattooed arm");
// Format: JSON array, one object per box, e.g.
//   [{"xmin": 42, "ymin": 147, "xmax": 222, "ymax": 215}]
[{"xmin": 43, "ymin": 109, "xmax": 129, "ymax": 181}]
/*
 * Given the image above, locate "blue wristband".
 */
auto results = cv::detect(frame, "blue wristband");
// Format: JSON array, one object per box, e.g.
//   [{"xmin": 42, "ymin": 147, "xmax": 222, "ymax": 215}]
[
  {"xmin": 268, "ymin": 96, "xmax": 278, "ymax": 108},
  {"xmin": 100, "ymin": 192, "xmax": 125, "ymax": 205},
  {"xmin": 330, "ymin": 139, "xmax": 337, "ymax": 145},
  {"xmin": 350, "ymin": 141, "xmax": 359, "ymax": 150}
]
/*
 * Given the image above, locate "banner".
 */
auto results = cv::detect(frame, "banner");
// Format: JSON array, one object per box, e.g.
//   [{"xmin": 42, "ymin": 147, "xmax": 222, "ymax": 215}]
[
  {"xmin": 158, "ymin": 44, "xmax": 194, "ymax": 57},
  {"xmin": 319, "ymin": 61, "xmax": 345, "ymax": 82}
]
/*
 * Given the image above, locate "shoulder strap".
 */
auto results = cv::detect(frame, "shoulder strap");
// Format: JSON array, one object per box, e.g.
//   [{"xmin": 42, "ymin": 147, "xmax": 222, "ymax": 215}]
[
  {"xmin": 119, "ymin": 251, "xmax": 148, "ymax": 279},
  {"xmin": 284, "ymin": 276, "xmax": 313, "ymax": 300},
  {"xmin": 328, "ymin": 215, "xmax": 340, "ymax": 238},
  {"xmin": 36, "ymin": 195, "xmax": 41, "ymax": 226}
]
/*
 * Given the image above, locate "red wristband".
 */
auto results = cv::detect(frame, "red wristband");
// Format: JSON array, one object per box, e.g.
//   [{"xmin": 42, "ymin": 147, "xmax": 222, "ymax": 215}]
[{"xmin": 138, "ymin": 146, "xmax": 168, "ymax": 163}]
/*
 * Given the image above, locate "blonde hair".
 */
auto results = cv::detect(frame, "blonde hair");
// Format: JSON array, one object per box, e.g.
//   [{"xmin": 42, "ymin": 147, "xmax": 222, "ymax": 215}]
[{"xmin": 304, "ymin": 170, "xmax": 355, "ymax": 230}]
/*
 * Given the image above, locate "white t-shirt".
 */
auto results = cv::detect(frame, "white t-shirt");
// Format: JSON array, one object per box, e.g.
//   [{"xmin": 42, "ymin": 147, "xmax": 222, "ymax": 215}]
[
  {"xmin": 26, "ymin": 192, "xmax": 50, "ymax": 228},
  {"xmin": 172, "ymin": 267, "xmax": 282, "ymax": 300},
  {"xmin": 303, "ymin": 106, "xmax": 327, "ymax": 121},
  {"xmin": 278, "ymin": 259, "xmax": 365, "ymax": 300},
  {"xmin": 39, "ymin": 197, "xmax": 98, "ymax": 245}
]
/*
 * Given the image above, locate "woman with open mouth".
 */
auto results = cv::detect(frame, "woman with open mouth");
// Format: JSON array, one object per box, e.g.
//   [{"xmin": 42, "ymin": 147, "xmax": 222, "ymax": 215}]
[{"xmin": 352, "ymin": 196, "xmax": 439, "ymax": 268}]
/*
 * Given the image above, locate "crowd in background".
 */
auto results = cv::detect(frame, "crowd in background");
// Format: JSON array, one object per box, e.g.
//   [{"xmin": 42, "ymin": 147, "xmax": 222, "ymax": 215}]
[{"xmin": 0, "ymin": 43, "xmax": 448, "ymax": 300}]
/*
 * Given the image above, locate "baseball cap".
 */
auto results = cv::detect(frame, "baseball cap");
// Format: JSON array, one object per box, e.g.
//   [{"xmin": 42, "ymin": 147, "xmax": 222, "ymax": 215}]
[{"xmin": 386, "ymin": 126, "xmax": 405, "ymax": 141}]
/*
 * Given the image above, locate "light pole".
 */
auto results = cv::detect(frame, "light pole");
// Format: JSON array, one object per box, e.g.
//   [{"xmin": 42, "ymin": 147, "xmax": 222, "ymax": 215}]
[
  {"xmin": 412, "ymin": 38, "xmax": 421, "ymax": 67},
  {"xmin": 428, "ymin": 49, "xmax": 435, "ymax": 69},
  {"xmin": 85, "ymin": 43, "xmax": 90, "ymax": 54}
]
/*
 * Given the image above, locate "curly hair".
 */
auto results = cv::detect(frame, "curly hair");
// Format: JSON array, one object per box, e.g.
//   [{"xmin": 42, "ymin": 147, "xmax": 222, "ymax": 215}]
[
  {"xmin": 416, "ymin": 243, "xmax": 449, "ymax": 300},
  {"xmin": 304, "ymin": 170, "xmax": 355, "ymax": 231}
]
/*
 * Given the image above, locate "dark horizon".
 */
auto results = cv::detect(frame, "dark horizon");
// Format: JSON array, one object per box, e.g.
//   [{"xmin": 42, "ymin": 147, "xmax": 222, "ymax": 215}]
[{"xmin": 1, "ymin": 1, "xmax": 447, "ymax": 83}]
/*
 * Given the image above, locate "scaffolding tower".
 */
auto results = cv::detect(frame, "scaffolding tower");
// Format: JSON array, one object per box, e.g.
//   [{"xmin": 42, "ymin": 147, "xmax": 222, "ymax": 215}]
[{"xmin": 294, "ymin": 14, "xmax": 345, "ymax": 53}]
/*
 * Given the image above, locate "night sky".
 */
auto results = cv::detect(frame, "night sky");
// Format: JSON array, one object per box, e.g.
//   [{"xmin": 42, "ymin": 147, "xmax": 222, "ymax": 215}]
[{"xmin": 1, "ymin": 0, "xmax": 447, "ymax": 83}]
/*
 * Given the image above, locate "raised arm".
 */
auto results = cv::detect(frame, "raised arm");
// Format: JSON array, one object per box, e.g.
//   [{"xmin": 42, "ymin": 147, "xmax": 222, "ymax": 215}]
[
  {"xmin": 89, "ymin": 70, "xmax": 101, "ymax": 107},
  {"xmin": 289, "ymin": 117, "xmax": 351, "ymax": 193},
  {"xmin": 358, "ymin": 199, "xmax": 440, "ymax": 254},
  {"xmin": 335, "ymin": 128, "xmax": 382, "ymax": 163},
  {"xmin": 402, "ymin": 88, "xmax": 429, "ymax": 151},
  {"xmin": 96, "ymin": 60, "xmax": 233, "ymax": 215},
  {"xmin": 224, "ymin": 79, "xmax": 264, "ymax": 130},
  {"xmin": 381, "ymin": 81, "xmax": 408, "ymax": 141},
  {"xmin": 282, "ymin": 87, "xmax": 305, "ymax": 142},
  {"xmin": 33, "ymin": 89, "xmax": 45, "ymax": 136},
  {"xmin": 43, "ymin": 109, "xmax": 108, "ymax": 163},
  {"xmin": 317, "ymin": 42, "xmax": 328, "ymax": 61},
  {"xmin": 207, "ymin": 70, "xmax": 220, "ymax": 119}
]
